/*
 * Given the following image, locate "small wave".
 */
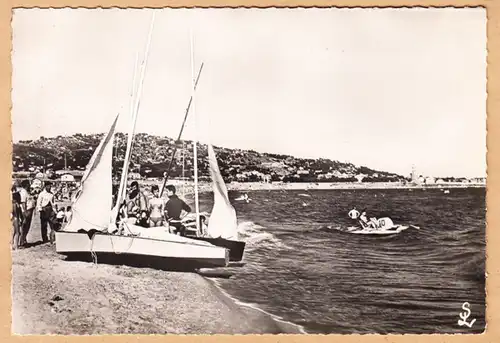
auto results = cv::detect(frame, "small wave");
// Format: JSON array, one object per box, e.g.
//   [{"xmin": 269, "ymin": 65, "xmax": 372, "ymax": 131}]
[
  {"xmin": 318, "ymin": 225, "xmax": 344, "ymax": 233},
  {"xmin": 208, "ymin": 278, "xmax": 308, "ymax": 334},
  {"xmin": 237, "ymin": 221, "xmax": 292, "ymax": 250}
]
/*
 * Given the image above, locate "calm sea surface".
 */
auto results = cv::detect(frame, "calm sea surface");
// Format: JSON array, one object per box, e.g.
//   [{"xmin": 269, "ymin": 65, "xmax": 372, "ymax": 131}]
[{"xmin": 195, "ymin": 187, "xmax": 485, "ymax": 334}]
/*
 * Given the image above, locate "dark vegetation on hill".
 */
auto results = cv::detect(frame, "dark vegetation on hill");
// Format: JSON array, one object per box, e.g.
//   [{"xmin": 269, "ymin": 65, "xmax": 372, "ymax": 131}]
[{"xmin": 13, "ymin": 133, "xmax": 405, "ymax": 183}]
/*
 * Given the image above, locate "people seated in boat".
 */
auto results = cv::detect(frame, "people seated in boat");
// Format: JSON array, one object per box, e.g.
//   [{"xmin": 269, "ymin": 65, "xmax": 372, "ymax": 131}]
[
  {"xmin": 164, "ymin": 184, "xmax": 191, "ymax": 236},
  {"xmin": 182, "ymin": 214, "xmax": 208, "ymax": 237},
  {"xmin": 348, "ymin": 207, "xmax": 360, "ymax": 220},
  {"xmin": 142, "ymin": 187, "xmax": 152, "ymax": 201},
  {"xmin": 359, "ymin": 210, "xmax": 380, "ymax": 229},
  {"xmin": 148, "ymin": 185, "xmax": 165, "ymax": 227},
  {"xmin": 126, "ymin": 181, "xmax": 149, "ymax": 228},
  {"xmin": 198, "ymin": 215, "xmax": 209, "ymax": 236}
]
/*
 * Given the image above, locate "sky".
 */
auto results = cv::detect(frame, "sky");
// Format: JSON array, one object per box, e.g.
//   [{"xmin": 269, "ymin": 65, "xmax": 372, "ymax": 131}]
[{"xmin": 11, "ymin": 7, "xmax": 487, "ymax": 178}]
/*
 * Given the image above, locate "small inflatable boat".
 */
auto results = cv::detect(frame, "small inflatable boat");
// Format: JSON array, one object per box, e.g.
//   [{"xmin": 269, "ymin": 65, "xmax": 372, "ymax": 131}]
[{"xmin": 347, "ymin": 217, "xmax": 418, "ymax": 235}]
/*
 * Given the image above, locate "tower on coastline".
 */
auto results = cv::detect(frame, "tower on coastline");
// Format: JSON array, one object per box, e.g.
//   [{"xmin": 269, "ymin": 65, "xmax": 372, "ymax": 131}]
[
  {"xmin": 410, "ymin": 165, "xmax": 420, "ymax": 185},
  {"xmin": 411, "ymin": 165, "xmax": 416, "ymax": 182}
]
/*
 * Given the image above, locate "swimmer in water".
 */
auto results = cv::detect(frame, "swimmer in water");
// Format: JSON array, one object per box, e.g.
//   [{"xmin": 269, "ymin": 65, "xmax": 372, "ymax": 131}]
[{"xmin": 148, "ymin": 185, "xmax": 165, "ymax": 227}]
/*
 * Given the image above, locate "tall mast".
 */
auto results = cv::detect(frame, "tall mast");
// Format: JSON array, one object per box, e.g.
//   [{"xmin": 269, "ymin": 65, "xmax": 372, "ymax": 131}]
[
  {"xmin": 190, "ymin": 29, "xmax": 200, "ymax": 232},
  {"xmin": 158, "ymin": 62, "xmax": 204, "ymax": 197},
  {"xmin": 181, "ymin": 141, "xmax": 186, "ymax": 198},
  {"xmin": 117, "ymin": 51, "xmax": 140, "ymax": 205},
  {"xmin": 116, "ymin": 12, "xmax": 156, "ymax": 207}
]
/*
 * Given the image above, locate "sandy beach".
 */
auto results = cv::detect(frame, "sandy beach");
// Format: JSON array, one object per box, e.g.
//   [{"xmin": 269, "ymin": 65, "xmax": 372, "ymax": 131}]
[{"xmin": 11, "ymin": 212, "xmax": 303, "ymax": 335}]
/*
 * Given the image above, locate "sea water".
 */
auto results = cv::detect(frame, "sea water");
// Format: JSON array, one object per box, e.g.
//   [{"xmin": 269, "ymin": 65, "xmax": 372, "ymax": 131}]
[{"xmin": 195, "ymin": 187, "xmax": 486, "ymax": 334}]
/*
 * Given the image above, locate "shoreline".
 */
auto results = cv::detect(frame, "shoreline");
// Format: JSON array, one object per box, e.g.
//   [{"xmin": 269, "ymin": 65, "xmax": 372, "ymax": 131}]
[
  {"xmin": 206, "ymin": 278, "xmax": 307, "ymax": 334},
  {"xmin": 12, "ymin": 222, "xmax": 303, "ymax": 335},
  {"xmin": 141, "ymin": 180, "xmax": 486, "ymax": 195}
]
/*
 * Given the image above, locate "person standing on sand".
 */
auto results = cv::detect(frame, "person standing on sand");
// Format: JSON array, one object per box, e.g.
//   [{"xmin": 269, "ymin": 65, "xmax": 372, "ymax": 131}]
[
  {"xmin": 19, "ymin": 180, "xmax": 35, "ymax": 247},
  {"xmin": 164, "ymin": 185, "xmax": 191, "ymax": 235},
  {"xmin": 36, "ymin": 182, "xmax": 56, "ymax": 244},
  {"xmin": 55, "ymin": 206, "xmax": 66, "ymax": 231},
  {"xmin": 11, "ymin": 185, "xmax": 24, "ymax": 250}
]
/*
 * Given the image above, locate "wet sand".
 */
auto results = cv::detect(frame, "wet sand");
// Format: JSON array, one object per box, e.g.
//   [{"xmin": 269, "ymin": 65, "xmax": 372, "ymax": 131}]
[{"xmin": 11, "ymin": 213, "xmax": 302, "ymax": 335}]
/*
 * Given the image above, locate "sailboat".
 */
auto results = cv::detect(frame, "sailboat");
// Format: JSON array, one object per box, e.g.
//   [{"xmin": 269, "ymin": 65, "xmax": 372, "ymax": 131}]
[
  {"xmin": 153, "ymin": 31, "xmax": 246, "ymax": 262},
  {"xmin": 182, "ymin": 143, "xmax": 246, "ymax": 262},
  {"xmin": 54, "ymin": 115, "xmax": 229, "ymax": 268},
  {"xmin": 55, "ymin": 14, "xmax": 229, "ymax": 269},
  {"xmin": 176, "ymin": 33, "xmax": 246, "ymax": 261}
]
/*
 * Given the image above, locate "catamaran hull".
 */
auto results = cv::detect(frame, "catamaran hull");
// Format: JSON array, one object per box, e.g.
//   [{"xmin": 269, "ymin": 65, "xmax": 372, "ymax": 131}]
[
  {"xmin": 55, "ymin": 231, "xmax": 229, "ymax": 269},
  {"xmin": 346, "ymin": 225, "xmax": 411, "ymax": 235},
  {"xmin": 188, "ymin": 236, "xmax": 245, "ymax": 262}
]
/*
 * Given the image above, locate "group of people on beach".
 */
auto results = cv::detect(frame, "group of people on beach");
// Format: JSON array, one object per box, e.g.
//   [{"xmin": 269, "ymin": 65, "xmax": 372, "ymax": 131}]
[
  {"xmin": 11, "ymin": 178, "xmax": 208, "ymax": 249},
  {"xmin": 11, "ymin": 180, "xmax": 73, "ymax": 249},
  {"xmin": 49, "ymin": 183, "xmax": 77, "ymax": 202},
  {"xmin": 114, "ymin": 181, "xmax": 207, "ymax": 236}
]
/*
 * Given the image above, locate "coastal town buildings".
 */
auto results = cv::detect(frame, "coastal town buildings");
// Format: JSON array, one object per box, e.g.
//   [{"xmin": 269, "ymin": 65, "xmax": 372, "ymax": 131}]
[{"xmin": 12, "ymin": 133, "xmax": 486, "ymax": 186}]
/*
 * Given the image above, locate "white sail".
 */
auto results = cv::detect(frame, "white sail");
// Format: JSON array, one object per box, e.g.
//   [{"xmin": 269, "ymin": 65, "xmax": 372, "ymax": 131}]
[
  {"xmin": 206, "ymin": 144, "xmax": 238, "ymax": 240},
  {"xmin": 80, "ymin": 127, "xmax": 108, "ymax": 185},
  {"xmin": 63, "ymin": 114, "xmax": 119, "ymax": 232}
]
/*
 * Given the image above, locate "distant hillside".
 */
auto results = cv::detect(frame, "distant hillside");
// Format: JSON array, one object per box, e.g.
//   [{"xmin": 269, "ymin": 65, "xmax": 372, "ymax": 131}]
[{"xmin": 12, "ymin": 133, "xmax": 405, "ymax": 183}]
